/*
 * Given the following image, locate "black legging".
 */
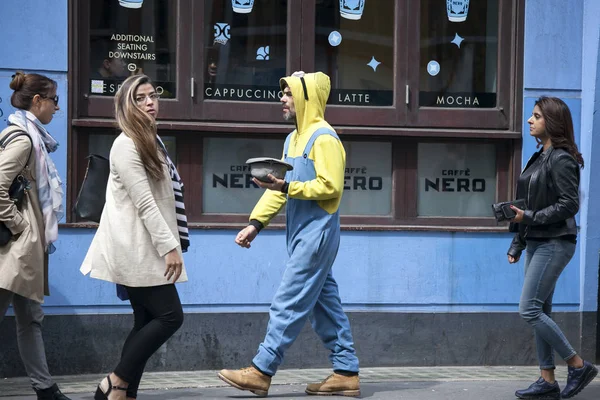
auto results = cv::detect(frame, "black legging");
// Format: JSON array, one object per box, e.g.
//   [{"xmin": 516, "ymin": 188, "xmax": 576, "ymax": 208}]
[{"xmin": 114, "ymin": 284, "xmax": 184, "ymax": 398}]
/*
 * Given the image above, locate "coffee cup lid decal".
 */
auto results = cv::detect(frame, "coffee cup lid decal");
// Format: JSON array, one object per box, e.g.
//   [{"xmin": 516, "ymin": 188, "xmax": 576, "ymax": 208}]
[
  {"xmin": 232, "ymin": 0, "xmax": 254, "ymax": 14},
  {"xmin": 119, "ymin": 0, "xmax": 144, "ymax": 9},
  {"xmin": 340, "ymin": 0, "xmax": 366, "ymax": 20},
  {"xmin": 446, "ymin": 0, "xmax": 470, "ymax": 22}
]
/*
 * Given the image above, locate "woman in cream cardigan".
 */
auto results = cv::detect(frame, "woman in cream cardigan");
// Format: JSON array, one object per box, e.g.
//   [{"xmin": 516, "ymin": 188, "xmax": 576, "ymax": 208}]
[{"xmin": 81, "ymin": 74, "xmax": 189, "ymax": 400}]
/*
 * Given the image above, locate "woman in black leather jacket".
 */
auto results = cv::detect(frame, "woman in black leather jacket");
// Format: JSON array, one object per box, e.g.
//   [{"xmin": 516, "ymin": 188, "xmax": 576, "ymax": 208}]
[{"xmin": 508, "ymin": 97, "xmax": 596, "ymax": 400}]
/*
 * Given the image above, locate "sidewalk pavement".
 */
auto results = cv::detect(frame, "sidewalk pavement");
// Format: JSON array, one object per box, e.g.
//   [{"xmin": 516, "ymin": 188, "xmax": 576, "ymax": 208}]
[{"xmin": 1, "ymin": 366, "xmax": 599, "ymax": 399}]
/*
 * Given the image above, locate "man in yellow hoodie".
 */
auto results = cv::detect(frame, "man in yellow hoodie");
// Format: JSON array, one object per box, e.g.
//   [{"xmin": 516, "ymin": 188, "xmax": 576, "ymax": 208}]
[{"xmin": 218, "ymin": 71, "xmax": 360, "ymax": 397}]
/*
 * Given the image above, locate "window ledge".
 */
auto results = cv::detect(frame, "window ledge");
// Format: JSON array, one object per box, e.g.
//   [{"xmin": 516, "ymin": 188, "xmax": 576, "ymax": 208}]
[
  {"xmin": 60, "ymin": 222, "xmax": 509, "ymax": 233},
  {"xmin": 72, "ymin": 118, "xmax": 522, "ymax": 138}
]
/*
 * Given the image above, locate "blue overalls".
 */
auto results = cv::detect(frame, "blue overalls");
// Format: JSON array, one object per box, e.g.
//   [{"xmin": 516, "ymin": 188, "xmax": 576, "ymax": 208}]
[{"xmin": 252, "ymin": 128, "xmax": 360, "ymax": 375}]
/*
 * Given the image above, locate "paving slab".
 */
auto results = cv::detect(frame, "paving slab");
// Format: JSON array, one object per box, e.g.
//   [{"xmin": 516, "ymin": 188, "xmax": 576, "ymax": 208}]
[{"xmin": 1, "ymin": 367, "xmax": 598, "ymax": 400}]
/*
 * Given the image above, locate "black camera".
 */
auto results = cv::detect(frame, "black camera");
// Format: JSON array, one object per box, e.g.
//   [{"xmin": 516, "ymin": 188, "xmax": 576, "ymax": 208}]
[{"xmin": 491, "ymin": 199, "xmax": 527, "ymax": 222}]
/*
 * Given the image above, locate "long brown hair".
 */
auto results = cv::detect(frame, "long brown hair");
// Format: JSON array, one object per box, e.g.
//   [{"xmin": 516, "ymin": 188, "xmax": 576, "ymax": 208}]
[
  {"xmin": 114, "ymin": 74, "xmax": 164, "ymax": 180},
  {"xmin": 535, "ymin": 96, "xmax": 584, "ymax": 168},
  {"xmin": 10, "ymin": 71, "xmax": 57, "ymax": 110}
]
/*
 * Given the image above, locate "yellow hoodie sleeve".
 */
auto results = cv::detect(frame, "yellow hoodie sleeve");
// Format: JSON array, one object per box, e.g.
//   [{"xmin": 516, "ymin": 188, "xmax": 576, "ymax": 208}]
[
  {"xmin": 288, "ymin": 135, "xmax": 344, "ymax": 200},
  {"xmin": 249, "ymin": 188, "xmax": 287, "ymax": 227}
]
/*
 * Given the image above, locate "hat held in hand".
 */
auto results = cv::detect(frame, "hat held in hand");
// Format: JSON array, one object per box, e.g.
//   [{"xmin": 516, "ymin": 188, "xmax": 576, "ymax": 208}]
[{"xmin": 246, "ymin": 157, "xmax": 293, "ymax": 183}]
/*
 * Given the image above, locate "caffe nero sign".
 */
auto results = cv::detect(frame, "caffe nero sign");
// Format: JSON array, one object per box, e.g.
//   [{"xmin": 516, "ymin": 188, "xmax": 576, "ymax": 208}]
[{"xmin": 424, "ymin": 168, "xmax": 486, "ymax": 193}]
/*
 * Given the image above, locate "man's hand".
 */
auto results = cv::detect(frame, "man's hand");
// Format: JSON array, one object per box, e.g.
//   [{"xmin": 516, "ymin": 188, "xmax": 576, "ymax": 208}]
[
  {"xmin": 164, "ymin": 249, "xmax": 183, "ymax": 282},
  {"xmin": 235, "ymin": 225, "xmax": 258, "ymax": 249},
  {"xmin": 508, "ymin": 254, "xmax": 520, "ymax": 264},
  {"xmin": 253, "ymin": 174, "xmax": 286, "ymax": 192},
  {"xmin": 509, "ymin": 205, "xmax": 524, "ymax": 223}
]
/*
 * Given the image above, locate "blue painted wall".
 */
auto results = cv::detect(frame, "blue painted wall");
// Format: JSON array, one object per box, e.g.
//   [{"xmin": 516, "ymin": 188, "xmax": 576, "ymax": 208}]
[
  {"xmin": 46, "ymin": 229, "xmax": 579, "ymax": 314},
  {"xmin": 0, "ymin": 0, "xmax": 597, "ymax": 317},
  {"xmin": 523, "ymin": 0, "xmax": 583, "ymax": 90},
  {"xmin": 0, "ymin": 0, "xmax": 68, "ymax": 72},
  {"xmin": 579, "ymin": 0, "xmax": 600, "ymax": 312}
]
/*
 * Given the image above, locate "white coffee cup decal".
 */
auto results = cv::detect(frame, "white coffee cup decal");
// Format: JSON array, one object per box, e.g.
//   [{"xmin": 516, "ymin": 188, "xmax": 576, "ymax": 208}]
[
  {"xmin": 340, "ymin": 0, "xmax": 366, "ymax": 20},
  {"xmin": 446, "ymin": 0, "xmax": 469, "ymax": 22},
  {"xmin": 119, "ymin": 0, "xmax": 143, "ymax": 9},
  {"xmin": 232, "ymin": 0, "xmax": 254, "ymax": 14}
]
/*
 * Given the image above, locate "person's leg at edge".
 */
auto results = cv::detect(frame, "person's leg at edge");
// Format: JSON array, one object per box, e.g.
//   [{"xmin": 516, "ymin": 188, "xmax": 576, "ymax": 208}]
[{"xmin": 11, "ymin": 292, "xmax": 56, "ymax": 391}]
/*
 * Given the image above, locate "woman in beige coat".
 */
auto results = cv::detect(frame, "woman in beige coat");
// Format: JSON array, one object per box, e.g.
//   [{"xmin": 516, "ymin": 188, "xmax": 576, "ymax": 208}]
[
  {"xmin": 0, "ymin": 72, "xmax": 70, "ymax": 400},
  {"xmin": 80, "ymin": 74, "xmax": 189, "ymax": 400}
]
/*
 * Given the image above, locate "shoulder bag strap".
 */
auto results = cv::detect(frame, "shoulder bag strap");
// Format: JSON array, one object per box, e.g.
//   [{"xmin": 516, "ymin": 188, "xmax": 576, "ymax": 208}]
[{"xmin": 0, "ymin": 125, "xmax": 33, "ymax": 167}]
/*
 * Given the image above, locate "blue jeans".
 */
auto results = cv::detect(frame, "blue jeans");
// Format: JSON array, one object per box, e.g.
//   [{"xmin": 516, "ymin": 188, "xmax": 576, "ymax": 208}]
[{"xmin": 519, "ymin": 239, "xmax": 577, "ymax": 369}]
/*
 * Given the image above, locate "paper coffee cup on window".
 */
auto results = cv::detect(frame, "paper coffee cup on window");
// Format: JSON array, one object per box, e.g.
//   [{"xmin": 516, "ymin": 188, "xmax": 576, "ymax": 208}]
[
  {"xmin": 340, "ymin": 0, "xmax": 365, "ymax": 20},
  {"xmin": 446, "ymin": 0, "xmax": 469, "ymax": 22},
  {"xmin": 232, "ymin": 0, "xmax": 254, "ymax": 14},
  {"xmin": 119, "ymin": 0, "xmax": 143, "ymax": 8}
]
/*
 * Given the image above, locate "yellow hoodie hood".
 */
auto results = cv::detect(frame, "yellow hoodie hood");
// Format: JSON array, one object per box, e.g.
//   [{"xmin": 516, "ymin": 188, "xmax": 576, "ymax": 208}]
[{"xmin": 280, "ymin": 72, "xmax": 331, "ymax": 135}]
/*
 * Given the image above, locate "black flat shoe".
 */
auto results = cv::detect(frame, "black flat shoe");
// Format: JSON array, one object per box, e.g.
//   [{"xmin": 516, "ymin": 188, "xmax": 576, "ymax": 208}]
[
  {"xmin": 515, "ymin": 377, "xmax": 560, "ymax": 399},
  {"xmin": 35, "ymin": 384, "xmax": 71, "ymax": 400},
  {"xmin": 94, "ymin": 374, "xmax": 127, "ymax": 400},
  {"xmin": 561, "ymin": 360, "xmax": 598, "ymax": 399}
]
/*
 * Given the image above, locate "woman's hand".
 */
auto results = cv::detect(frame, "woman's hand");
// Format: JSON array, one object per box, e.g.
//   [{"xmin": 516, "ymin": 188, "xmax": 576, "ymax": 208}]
[
  {"xmin": 164, "ymin": 249, "xmax": 183, "ymax": 282},
  {"xmin": 508, "ymin": 254, "xmax": 520, "ymax": 264},
  {"xmin": 510, "ymin": 205, "xmax": 525, "ymax": 223}
]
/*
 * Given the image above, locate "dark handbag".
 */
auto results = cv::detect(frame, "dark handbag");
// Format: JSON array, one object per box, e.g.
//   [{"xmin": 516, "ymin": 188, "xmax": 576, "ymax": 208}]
[
  {"xmin": 0, "ymin": 129, "xmax": 33, "ymax": 246},
  {"xmin": 72, "ymin": 155, "xmax": 128, "ymax": 301},
  {"xmin": 491, "ymin": 199, "xmax": 527, "ymax": 222},
  {"xmin": 74, "ymin": 154, "xmax": 110, "ymax": 223}
]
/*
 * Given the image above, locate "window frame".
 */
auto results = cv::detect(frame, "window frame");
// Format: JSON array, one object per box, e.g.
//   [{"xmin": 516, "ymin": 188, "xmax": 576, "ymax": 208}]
[
  {"xmin": 190, "ymin": 0, "xmax": 303, "ymax": 123},
  {"xmin": 69, "ymin": 128, "xmax": 518, "ymax": 230},
  {"xmin": 74, "ymin": 0, "xmax": 193, "ymax": 120},
  {"xmin": 67, "ymin": 0, "xmax": 525, "ymax": 231},
  {"xmin": 405, "ymin": 0, "xmax": 520, "ymax": 130},
  {"xmin": 299, "ymin": 0, "xmax": 407, "ymax": 127}
]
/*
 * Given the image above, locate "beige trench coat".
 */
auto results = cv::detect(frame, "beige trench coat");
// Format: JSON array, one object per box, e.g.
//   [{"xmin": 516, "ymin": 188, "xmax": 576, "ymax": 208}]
[
  {"xmin": 0, "ymin": 126, "xmax": 48, "ymax": 303},
  {"xmin": 80, "ymin": 133, "xmax": 188, "ymax": 286}
]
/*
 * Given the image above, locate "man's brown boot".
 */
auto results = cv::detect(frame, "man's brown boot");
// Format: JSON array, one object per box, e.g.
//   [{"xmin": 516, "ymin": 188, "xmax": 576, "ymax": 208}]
[
  {"xmin": 305, "ymin": 372, "xmax": 360, "ymax": 397},
  {"xmin": 218, "ymin": 366, "xmax": 271, "ymax": 397}
]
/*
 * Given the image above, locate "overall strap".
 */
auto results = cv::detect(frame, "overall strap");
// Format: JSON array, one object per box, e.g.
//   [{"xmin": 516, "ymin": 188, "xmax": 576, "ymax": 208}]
[
  {"xmin": 302, "ymin": 127, "xmax": 339, "ymax": 162},
  {"xmin": 283, "ymin": 132, "xmax": 293, "ymax": 158}
]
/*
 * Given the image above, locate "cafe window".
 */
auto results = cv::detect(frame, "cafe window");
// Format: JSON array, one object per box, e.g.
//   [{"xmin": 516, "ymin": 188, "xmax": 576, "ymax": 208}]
[
  {"xmin": 70, "ymin": 0, "xmax": 524, "ymax": 229},
  {"xmin": 203, "ymin": 0, "xmax": 288, "ymax": 102},
  {"xmin": 202, "ymin": 137, "xmax": 284, "ymax": 214},
  {"xmin": 315, "ymin": 0, "xmax": 395, "ymax": 107},
  {"xmin": 340, "ymin": 141, "xmax": 392, "ymax": 216},
  {"xmin": 417, "ymin": 142, "xmax": 496, "ymax": 217},
  {"xmin": 200, "ymin": 137, "xmax": 393, "ymax": 216},
  {"xmin": 88, "ymin": 0, "xmax": 177, "ymax": 98},
  {"xmin": 419, "ymin": 0, "xmax": 498, "ymax": 109}
]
